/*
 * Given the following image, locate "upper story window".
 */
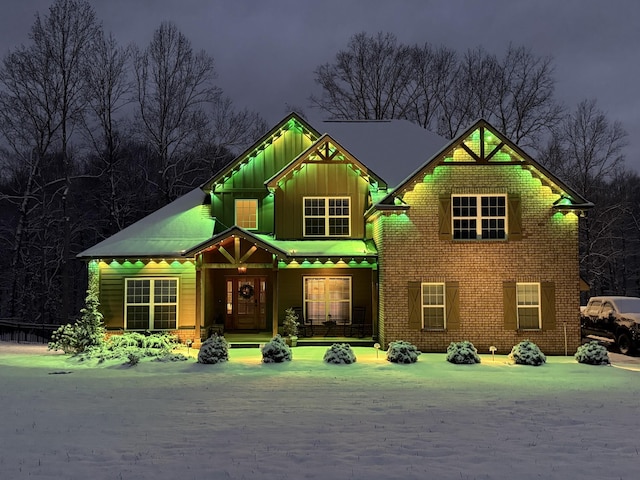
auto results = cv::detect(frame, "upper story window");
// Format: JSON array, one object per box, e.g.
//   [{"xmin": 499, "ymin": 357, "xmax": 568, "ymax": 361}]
[
  {"xmin": 304, "ymin": 197, "xmax": 350, "ymax": 237},
  {"xmin": 235, "ymin": 199, "xmax": 258, "ymax": 230},
  {"xmin": 452, "ymin": 194, "xmax": 506, "ymax": 240}
]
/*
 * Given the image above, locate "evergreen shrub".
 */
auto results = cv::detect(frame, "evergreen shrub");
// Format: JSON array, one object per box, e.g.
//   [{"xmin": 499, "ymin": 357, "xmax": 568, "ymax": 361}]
[
  {"xmin": 446, "ymin": 340, "xmax": 481, "ymax": 364},
  {"xmin": 261, "ymin": 335, "xmax": 292, "ymax": 363},
  {"xmin": 323, "ymin": 343, "xmax": 357, "ymax": 364},
  {"xmin": 197, "ymin": 334, "xmax": 229, "ymax": 364},
  {"xmin": 509, "ymin": 340, "xmax": 546, "ymax": 366},
  {"xmin": 575, "ymin": 341, "xmax": 610, "ymax": 365},
  {"xmin": 386, "ymin": 340, "xmax": 421, "ymax": 364}
]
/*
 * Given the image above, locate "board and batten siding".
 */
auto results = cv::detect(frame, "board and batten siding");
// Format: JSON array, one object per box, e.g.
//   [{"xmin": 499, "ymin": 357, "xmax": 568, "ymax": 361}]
[
  {"xmin": 212, "ymin": 128, "xmax": 314, "ymax": 233},
  {"xmin": 274, "ymin": 163, "xmax": 371, "ymax": 238},
  {"xmin": 97, "ymin": 260, "xmax": 197, "ymax": 330}
]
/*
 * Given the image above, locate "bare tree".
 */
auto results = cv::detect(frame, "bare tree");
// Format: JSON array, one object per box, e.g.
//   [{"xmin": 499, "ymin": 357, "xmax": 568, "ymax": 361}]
[
  {"xmin": 0, "ymin": 0, "xmax": 100, "ymax": 321},
  {"xmin": 539, "ymin": 99, "xmax": 629, "ymax": 296},
  {"xmin": 311, "ymin": 33, "xmax": 563, "ymax": 149},
  {"xmin": 83, "ymin": 31, "xmax": 132, "ymax": 235},
  {"xmin": 492, "ymin": 45, "xmax": 564, "ymax": 150},
  {"xmin": 133, "ymin": 21, "xmax": 220, "ymax": 201},
  {"xmin": 310, "ymin": 32, "xmax": 415, "ymax": 120},
  {"xmin": 408, "ymin": 43, "xmax": 457, "ymax": 129}
]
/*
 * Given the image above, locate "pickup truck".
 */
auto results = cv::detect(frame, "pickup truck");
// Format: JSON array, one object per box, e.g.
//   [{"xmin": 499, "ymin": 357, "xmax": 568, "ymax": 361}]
[{"xmin": 580, "ymin": 296, "xmax": 640, "ymax": 355}]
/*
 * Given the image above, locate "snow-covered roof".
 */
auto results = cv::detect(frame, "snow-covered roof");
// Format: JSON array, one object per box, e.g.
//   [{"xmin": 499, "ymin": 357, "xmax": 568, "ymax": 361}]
[
  {"xmin": 77, "ymin": 188, "xmax": 214, "ymax": 258},
  {"xmin": 317, "ymin": 119, "xmax": 448, "ymax": 188},
  {"xmin": 253, "ymin": 235, "xmax": 377, "ymax": 258}
]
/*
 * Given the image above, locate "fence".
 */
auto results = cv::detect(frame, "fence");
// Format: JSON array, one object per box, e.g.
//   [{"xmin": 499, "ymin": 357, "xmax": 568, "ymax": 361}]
[{"xmin": 0, "ymin": 318, "xmax": 59, "ymax": 344}]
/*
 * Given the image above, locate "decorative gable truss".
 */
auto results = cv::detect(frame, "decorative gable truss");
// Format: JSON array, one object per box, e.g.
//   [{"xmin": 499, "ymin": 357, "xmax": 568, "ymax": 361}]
[
  {"xmin": 266, "ymin": 134, "xmax": 387, "ymax": 193},
  {"xmin": 373, "ymin": 119, "xmax": 593, "ymax": 233}
]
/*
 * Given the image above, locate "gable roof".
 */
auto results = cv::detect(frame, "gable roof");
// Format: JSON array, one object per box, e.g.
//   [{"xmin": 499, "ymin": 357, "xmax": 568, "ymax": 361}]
[
  {"xmin": 265, "ymin": 133, "xmax": 387, "ymax": 191},
  {"xmin": 376, "ymin": 119, "xmax": 593, "ymax": 211},
  {"xmin": 201, "ymin": 112, "xmax": 315, "ymax": 192},
  {"xmin": 318, "ymin": 119, "xmax": 448, "ymax": 188},
  {"xmin": 77, "ymin": 188, "xmax": 214, "ymax": 258}
]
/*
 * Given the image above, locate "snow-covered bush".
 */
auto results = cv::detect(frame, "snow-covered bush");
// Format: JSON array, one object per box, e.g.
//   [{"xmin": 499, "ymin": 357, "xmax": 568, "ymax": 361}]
[
  {"xmin": 261, "ymin": 335, "xmax": 292, "ymax": 363},
  {"xmin": 508, "ymin": 340, "xmax": 546, "ymax": 366},
  {"xmin": 109, "ymin": 332, "xmax": 146, "ymax": 348},
  {"xmin": 446, "ymin": 341, "xmax": 481, "ymax": 364},
  {"xmin": 125, "ymin": 351, "xmax": 141, "ymax": 366},
  {"xmin": 197, "ymin": 334, "xmax": 229, "ymax": 364},
  {"xmin": 386, "ymin": 340, "xmax": 421, "ymax": 364},
  {"xmin": 575, "ymin": 341, "xmax": 610, "ymax": 365},
  {"xmin": 323, "ymin": 343, "xmax": 357, "ymax": 364},
  {"xmin": 153, "ymin": 353, "xmax": 188, "ymax": 362}
]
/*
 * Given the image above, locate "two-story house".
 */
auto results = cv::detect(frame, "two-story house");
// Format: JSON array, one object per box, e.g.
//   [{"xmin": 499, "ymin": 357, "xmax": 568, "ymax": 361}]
[{"xmin": 78, "ymin": 113, "xmax": 591, "ymax": 354}]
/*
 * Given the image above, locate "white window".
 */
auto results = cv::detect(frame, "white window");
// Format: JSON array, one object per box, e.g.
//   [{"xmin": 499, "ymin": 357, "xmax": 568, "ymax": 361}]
[
  {"xmin": 235, "ymin": 199, "xmax": 258, "ymax": 229},
  {"xmin": 125, "ymin": 278, "xmax": 178, "ymax": 330},
  {"xmin": 303, "ymin": 276, "xmax": 351, "ymax": 323},
  {"xmin": 422, "ymin": 283, "xmax": 445, "ymax": 329},
  {"xmin": 304, "ymin": 197, "xmax": 350, "ymax": 237},
  {"xmin": 517, "ymin": 283, "xmax": 541, "ymax": 330},
  {"xmin": 452, "ymin": 194, "xmax": 506, "ymax": 240}
]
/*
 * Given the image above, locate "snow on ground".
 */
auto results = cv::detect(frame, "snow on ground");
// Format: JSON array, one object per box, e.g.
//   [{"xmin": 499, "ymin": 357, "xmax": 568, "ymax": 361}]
[{"xmin": 0, "ymin": 342, "xmax": 639, "ymax": 480}]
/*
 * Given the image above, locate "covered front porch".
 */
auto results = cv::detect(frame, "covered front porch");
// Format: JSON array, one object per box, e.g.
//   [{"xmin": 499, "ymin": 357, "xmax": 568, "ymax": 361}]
[{"xmin": 185, "ymin": 227, "xmax": 379, "ymax": 345}]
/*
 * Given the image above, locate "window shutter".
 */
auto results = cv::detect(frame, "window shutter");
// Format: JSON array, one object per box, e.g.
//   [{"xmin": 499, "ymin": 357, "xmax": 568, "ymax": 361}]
[
  {"xmin": 541, "ymin": 281, "xmax": 556, "ymax": 330},
  {"xmin": 445, "ymin": 281, "xmax": 460, "ymax": 330},
  {"xmin": 503, "ymin": 281, "xmax": 517, "ymax": 330},
  {"xmin": 408, "ymin": 281, "xmax": 422, "ymax": 330},
  {"xmin": 438, "ymin": 194, "xmax": 451, "ymax": 240},
  {"xmin": 508, "ymin": 194, "xmax": 522, "ymax": 241}
]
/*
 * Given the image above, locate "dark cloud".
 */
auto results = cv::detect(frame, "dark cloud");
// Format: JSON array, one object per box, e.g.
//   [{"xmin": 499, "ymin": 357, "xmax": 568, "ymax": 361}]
[{"xmin": 2, "ymin": 0, "xmax": 639, "ymax": 169}]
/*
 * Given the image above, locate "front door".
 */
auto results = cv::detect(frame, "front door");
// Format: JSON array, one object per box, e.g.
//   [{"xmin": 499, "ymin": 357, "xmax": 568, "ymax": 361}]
[{"xmin": 226, "ymin": 277, "xmax": 267, "ymax": 331}]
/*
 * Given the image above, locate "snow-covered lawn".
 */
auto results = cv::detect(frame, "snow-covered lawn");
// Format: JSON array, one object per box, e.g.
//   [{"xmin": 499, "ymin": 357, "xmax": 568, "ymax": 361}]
[{"xmin": 1, "ymin": 342, "xmax": 638, "ymax": 480}]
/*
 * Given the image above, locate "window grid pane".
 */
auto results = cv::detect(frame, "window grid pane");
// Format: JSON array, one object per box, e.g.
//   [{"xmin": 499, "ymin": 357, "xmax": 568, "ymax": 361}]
[
  {"xmin": 304, "ymin": 277, "xmax": 351, "ymax": 324},
  {"xmin": 235, "ymin": 199, "xmax": 258, "ymax": 229},
  {"xmin": 422, "ymin": 283, "xmax": 445, "ymax": 329},
  {"xmin": 517, "ymin": 283, "xmax": 540, "ymax": 329},
  {"xmin": 304, "ymin": 197, "xmax": 350, "ymax": 237},
  {"xmin": 125, "ymin": 278, "xmax": 178, "ymax": 330},
  {"xmin": 452, "ymin": 195, "xmax": 506, "ymax": 240}
]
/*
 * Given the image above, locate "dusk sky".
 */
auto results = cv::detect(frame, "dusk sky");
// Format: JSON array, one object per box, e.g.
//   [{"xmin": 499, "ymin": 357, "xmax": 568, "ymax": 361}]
[{"xmin": 2, "ymin": 0, "xmax": 639, "ymax": 171}]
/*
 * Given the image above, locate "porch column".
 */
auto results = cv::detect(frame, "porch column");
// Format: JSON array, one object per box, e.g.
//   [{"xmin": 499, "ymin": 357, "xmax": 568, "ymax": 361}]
[
  {"xmin": 272, "ymin": 258, "xmax": 279, "ymax": 338},
  {"xmin": 196, "ymin": 260, "xmax": 204, "ymax": 344}
]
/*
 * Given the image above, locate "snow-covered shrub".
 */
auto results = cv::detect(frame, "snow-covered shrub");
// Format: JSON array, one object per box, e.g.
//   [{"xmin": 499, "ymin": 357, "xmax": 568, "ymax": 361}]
[
  {"xmin": 125, "ymin": 351, "xmax": 140, "ymax": 366},
  {"xmin": 446, "ymin": 341, "xmax": 481, "ymax": 364},
  {"xmin": 109, "ymin": 332, "xmax": 145, "ymax": 348},
  {"xmin": 153, "ymin": 353, "xmax": 188, "ymax": 362},
  {"xmin": 386, "ymin": 340, "xmax": 421, "ymax": 364},
  {"xmin": 575, "ymin": 341, "xmax": 610, "ymax": 365},
  {"xmin": 261, "ymin": 335, "xmax": 292, "ymax": 363},
  {"xmin": 323, "ymin": 343, "xmax": 357, "ymax": 364},
  {"xmin": 143, "ymin": 333, "xmax": 177, "ymax": 350},
  {"xmin": 197, "ymin": 334, "xmax": 229, "ymax": 364},
  {"xmin": 508, "ymin": 340, "xmax": 546, "ymax": 366}
]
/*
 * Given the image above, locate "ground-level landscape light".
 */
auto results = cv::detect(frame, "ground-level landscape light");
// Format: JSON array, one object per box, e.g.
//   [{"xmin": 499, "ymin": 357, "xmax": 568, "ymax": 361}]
[
  {"xmin": 489, "ymin": 346, "xmax": 497, "ymax": 361},
  {"xmin": 374, "ymin": 343, "xmax": 381, "ymax": 358}
]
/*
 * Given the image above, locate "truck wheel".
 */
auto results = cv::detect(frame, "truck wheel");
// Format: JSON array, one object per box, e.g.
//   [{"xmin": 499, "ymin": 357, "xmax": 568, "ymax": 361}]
[{"xmin": 617, "ymin": 333, "xmax": 632, "ymax": 355}]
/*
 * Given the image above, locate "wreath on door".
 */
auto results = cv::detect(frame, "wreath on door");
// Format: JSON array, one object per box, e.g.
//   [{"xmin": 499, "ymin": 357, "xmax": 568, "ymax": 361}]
[{"xmin": 239, "ymin": 283, "xmax": 254, "ymax": 299}]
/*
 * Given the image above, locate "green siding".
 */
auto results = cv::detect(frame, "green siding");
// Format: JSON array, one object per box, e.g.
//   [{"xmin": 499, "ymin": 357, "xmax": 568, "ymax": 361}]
[
  {"xmin": 98, "ymin": 260, "xmax": 196, "ymax": 330},
  {"xmin": 274, "ymin": 163, "xmax": 371, "ymax": 239}
]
